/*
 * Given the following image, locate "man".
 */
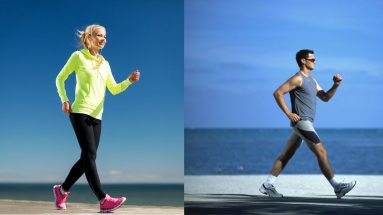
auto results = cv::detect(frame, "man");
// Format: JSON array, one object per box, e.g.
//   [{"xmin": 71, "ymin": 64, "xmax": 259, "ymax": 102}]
[{"xmin": 259, "ymin": 49, "xmax": 356, "ymax": 199}]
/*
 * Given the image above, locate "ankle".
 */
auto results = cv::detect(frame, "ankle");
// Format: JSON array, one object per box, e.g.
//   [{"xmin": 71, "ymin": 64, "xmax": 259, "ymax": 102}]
[
  {"xmin": 100, "ymin": 194, "xmax": 108, "ymax": 204},
  {"xmin": 60, "ymin": 186, "xmax": 67, "ymax": 195},
  {"xmin": 328, "ymin": 177, "xmax": 339, "ymax": 189},
  {"xmin": 264, "ymin": 175, "xmax": 277, "ymax": 187}
]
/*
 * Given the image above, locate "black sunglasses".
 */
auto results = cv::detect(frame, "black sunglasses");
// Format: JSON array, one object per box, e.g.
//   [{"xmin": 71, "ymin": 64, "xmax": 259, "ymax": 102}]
[{"xmin": 305, "ymin": 58, "xmax": 316, "ymax": 63}]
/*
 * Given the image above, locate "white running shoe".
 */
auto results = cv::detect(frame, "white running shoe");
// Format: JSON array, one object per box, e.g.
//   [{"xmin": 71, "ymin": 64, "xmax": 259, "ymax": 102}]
[
  {"xmin": 259, "ymin": 183, "xmax": 283, "ymax": 198},
  {"xmin": 335, "ymin": 180, "xmax": 356, "ymax": 199}
]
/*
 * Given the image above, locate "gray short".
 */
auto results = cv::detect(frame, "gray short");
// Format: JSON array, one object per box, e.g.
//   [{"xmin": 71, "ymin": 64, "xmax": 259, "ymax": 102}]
[{"xmin": 290, "ymin": 120, "xmax": 321, "ymax": 148}]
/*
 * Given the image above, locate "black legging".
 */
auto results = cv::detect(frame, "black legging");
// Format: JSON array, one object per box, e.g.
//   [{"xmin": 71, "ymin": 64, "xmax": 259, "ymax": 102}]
[{"xmin": 61, "ymin": 113, "xmax": 106, "ymax": 201}]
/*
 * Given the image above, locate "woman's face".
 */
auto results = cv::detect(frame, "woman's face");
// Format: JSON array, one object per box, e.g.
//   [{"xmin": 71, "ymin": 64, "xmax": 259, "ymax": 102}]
[{"xmin": 91, "ymin": 28, "xmax": 107, "ymax": 50}]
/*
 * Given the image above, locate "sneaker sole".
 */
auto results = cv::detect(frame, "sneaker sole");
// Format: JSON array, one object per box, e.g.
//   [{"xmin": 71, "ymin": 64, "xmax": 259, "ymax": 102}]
[
  {"xmin": 100, "ymin": 197, "xmax": 126, "ymax": 213},
  {"xmin": 53, "ymin": 186, "xmax": 66, "ymax": 210},
  {"xmin": 259, "ymin": 184, "xmax": 283, "ymax": 198}
]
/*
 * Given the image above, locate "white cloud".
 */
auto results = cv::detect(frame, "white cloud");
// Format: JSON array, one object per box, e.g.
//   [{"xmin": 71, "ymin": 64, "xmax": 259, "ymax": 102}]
[{"xmin": 108, "ymin": 169, "xmax": 123, "ymax": 176}]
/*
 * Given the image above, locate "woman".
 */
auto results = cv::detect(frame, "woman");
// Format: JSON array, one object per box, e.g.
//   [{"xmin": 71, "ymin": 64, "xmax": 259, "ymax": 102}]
[{"xmin": 54, "ymin": 24, "xmax": 140, "ymax": 213}]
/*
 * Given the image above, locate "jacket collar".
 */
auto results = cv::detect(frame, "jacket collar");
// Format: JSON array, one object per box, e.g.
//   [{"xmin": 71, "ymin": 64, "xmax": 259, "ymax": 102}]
[{"xmin": 80, "ymin": 49, "xmax": 98, "ymax": 60}]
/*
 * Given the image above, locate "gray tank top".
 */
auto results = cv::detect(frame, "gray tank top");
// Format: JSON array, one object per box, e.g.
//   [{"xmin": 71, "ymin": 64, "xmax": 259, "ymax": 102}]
[{"xmin": 289, "ymin": 72, "xmax": 317, "ymax": 123}]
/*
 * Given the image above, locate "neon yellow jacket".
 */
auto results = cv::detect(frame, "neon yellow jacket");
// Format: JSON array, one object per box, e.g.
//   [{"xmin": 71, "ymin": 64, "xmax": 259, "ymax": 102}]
[{"xmin": 56, "ymin": 49, "xmax": 132, "ymax": 120}]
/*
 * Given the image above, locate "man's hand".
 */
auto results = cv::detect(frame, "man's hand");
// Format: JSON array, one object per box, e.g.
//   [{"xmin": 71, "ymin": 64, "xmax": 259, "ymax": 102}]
[
  {"xmin": 62, "ymin": 101, "xmax": 71, "ymax": 114},
  {"xmin": 129, "ymin": 70, "xmax": 140, "ymax": 83},
  {"xmin": 333, "ymin": 74, "xmax": 343, "ymax": 86},
  {"xmin": 287, "ymin": 112, "xmax": 301, "ymax": 123}
]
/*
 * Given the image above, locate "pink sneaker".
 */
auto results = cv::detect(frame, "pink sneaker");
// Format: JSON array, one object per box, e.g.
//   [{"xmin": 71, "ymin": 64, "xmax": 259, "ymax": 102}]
[
  {"xmin": 100, "ymin": 194, "xmax": 126, "ymax": 213},
  {"xmin": 53, "ymin": 185, "xmax": 69, "ymax": 210}
]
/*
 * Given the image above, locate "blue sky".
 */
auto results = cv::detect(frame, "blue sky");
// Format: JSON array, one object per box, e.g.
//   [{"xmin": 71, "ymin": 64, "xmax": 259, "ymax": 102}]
[
  {"xmin": 185, "ymin": 0, "xmax": 383, "ymax": 128},
  {"xmin": 0, "ymin": 0, "xmax": 183, "ymax": 183}
]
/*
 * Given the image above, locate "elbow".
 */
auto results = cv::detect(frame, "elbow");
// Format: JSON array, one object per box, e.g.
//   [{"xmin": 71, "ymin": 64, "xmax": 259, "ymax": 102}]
[
  {"xmin": 55, "ymin": 72, "xmax": 62, "ymax": 81},
  {"xmin": 318, "ymin": 91, "xmax": 330, "ymax": 102},
  {"xmin": 323, "ymin": 94, "xmax": 331, "ymax": 102},
  {"xmin": 109, "ymin": 88, "xmax": 122, "ymax": 95},
  {"xmin": 273, "ymin": 90, "xmax": 281, "ymax": 99},
  {"xmin": 322, "ymin": 97, "xmax": 330, "ymax": 102},
  {"xmin": 55, "ymin": 74, "xmax": 64, "ymax": 86},
  {"xmin": 108, "ymin": 86, "xmax": 118, "ymax": 95},
  {"xmin": 55, "ymin": 77, "xmax": 61, "ymax": 88}
]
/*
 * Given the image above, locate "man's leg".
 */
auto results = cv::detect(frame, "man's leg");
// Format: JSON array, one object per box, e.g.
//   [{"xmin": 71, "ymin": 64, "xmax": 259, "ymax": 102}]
[
  {"xmin": 260, "ymin": 133, "xmax": 302, "ymax": 197},
  {"xmin": 308, "ymin": 142, "xmax": 356, "ymax": 198},
  {"xmin": 271, "ymin": 134, "xmax": 302, "ymax": 176},
  {"xmin": 308, "ymin": 143, "xmax": 334, "ymax": 179},
  {"xmin": 292, "ymin": 120, "xmax": 334, "ymax": 179},
  {"xmin": 295, "ymin": 120, "xmax": 356, "ymax": 198}
]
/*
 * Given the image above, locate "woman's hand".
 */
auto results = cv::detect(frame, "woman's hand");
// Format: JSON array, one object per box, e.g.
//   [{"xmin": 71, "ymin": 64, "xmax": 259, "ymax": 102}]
[
  {"xmin": 62, "ymin": 101, "xmax": 71, "ymax": 114},
  {"xmin": 129, "ymin": 70, "xmax": 140, "ymax": 83}
]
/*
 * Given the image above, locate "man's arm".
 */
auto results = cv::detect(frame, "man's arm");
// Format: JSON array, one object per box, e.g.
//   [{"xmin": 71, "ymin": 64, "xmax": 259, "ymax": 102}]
[
  {"xmin": 273, "ymin": 74, "xmax": 302, "ymax": 123},
  {"xmin": 316, "ymin": 74, "xmax": 343, "ymax": 102}
]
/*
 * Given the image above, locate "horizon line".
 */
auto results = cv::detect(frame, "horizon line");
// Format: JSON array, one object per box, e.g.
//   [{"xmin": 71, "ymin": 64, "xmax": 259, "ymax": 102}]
[
  {"xmin": 0, "ymin": 182, "xmax": 184, "ymax": 185},
  {"xmin": 184, "ymin": 127, "xmax": 383, "ymax": 130}
]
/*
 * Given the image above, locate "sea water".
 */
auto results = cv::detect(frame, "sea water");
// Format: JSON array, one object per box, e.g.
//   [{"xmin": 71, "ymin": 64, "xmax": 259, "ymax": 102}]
[{"xmin": 185, "ymin": 129, "xmax": 383, "ymax": 175}]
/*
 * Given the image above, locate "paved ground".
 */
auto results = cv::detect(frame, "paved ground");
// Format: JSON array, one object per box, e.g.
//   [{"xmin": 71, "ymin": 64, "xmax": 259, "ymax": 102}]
[
  {"xmin": 185, "ymin": 193, "xmax": 383, "ymax": 215},
  {"xmin": 0, "ymin": 200, "xmax": 183, "ymax": 215},
  {"xmin": 185, "ymin": 174, "xmax": 383, "ymax": 214}
]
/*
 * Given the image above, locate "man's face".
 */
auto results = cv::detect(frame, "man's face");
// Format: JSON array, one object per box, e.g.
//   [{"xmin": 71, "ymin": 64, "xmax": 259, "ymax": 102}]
[{"xmin": 303, "ymin": 53, "xmax": 316, "ymax": 70}]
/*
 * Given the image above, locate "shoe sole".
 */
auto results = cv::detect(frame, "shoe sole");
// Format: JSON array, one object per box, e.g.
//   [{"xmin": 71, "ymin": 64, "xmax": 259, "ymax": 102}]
[
  {"xmin": 336, "ymin": 181, "xmax": 357, "ymax": 199},
  {"xmin": 100, "ymin": 197, "xmax": 126, "ymax": 213},
  {"xmin": 53, "ymin": 186, "xmax": 66, "ymax": 210},
  {"xmin": 259, "ymin": 184, "xmax": 283, "ymax": 198}
]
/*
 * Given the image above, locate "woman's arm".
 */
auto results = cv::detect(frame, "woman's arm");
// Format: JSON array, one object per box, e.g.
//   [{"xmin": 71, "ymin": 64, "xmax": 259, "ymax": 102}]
[
  {"xmin": 56, "ymin": 52, "xmax": 78, "ymax": 102},
  {"xmin": 106, "ymin": 69, "xmax": 140, "ymax": 95}
]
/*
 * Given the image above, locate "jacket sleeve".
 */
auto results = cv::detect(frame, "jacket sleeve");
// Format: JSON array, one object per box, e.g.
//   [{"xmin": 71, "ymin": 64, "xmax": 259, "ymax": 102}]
[
  {"xmin": 55, "ymin": 52, "xmax": 78, "ymax": 103},
  {"xmin": 106, "ymin": 65, "xmax": 132, "ymax": 95}
]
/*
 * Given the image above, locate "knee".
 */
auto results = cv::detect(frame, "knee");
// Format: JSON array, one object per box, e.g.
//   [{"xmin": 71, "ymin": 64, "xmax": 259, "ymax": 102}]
[
  {"xmin": 316, "ymin": 146, "xmax": 328, "ymax": 159},
  {"xmin": 81, "ymin": 151, "xmax": 97, "ymax": 161}
]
